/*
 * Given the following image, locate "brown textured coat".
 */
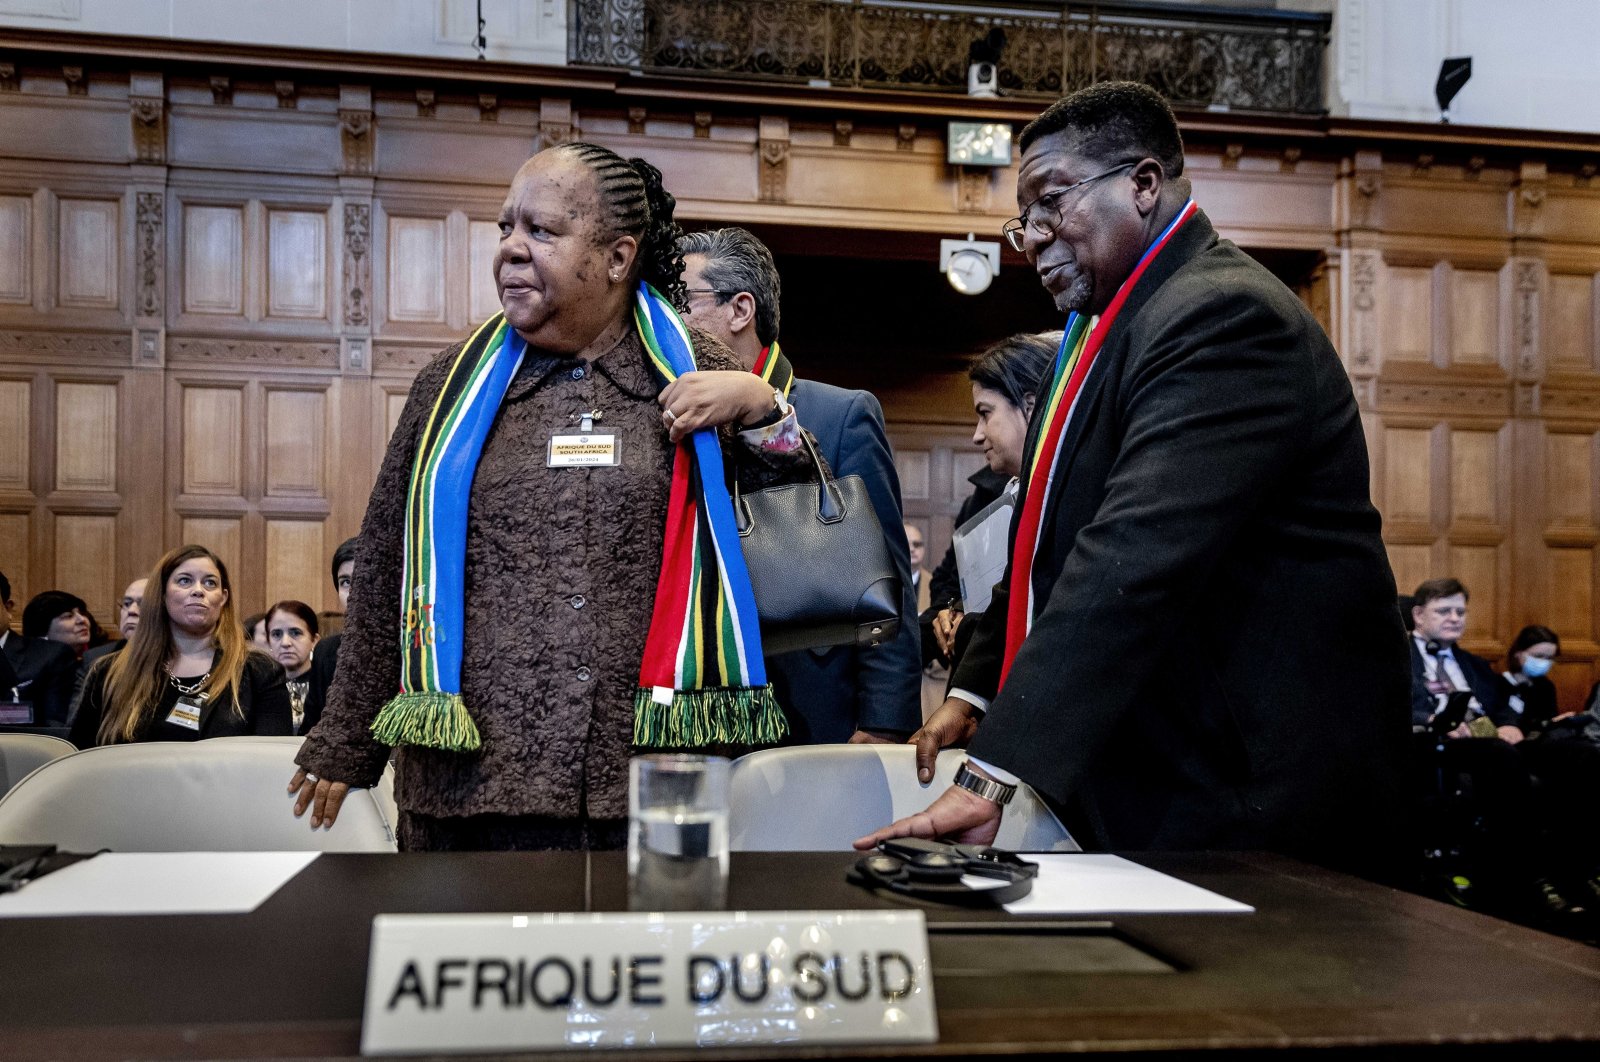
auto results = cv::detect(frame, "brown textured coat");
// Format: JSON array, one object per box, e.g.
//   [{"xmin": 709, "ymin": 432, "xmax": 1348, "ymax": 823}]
[{"xmin": 296, "ymin": 326, "xmax": 805, "ymax": 819}]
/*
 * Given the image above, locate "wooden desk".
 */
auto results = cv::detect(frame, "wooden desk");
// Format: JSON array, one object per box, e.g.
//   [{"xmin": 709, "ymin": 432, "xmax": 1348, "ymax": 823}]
[{"xmin": 3, "ymin": 851, "xmax": 1598, "ymax": 1059}]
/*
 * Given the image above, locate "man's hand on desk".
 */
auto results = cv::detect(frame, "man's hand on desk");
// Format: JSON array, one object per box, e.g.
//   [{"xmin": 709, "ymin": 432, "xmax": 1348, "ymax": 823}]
[
  {"xmin": 911, "ymin": 697, "xmax": 980, "ymax": 783},
  {"xmin": 288, "ymin": 767, "xmax": 351, "ymax": 829},
  {"xmin": 851, "ymin": 782, "xmax": 1002, "ymax": 850}
]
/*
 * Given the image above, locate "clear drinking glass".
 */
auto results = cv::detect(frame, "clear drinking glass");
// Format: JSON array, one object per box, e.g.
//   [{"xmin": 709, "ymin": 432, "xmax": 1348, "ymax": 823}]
[{"xmin": 627, "ymin": 754, "xmax": 730, "ymax": 911}]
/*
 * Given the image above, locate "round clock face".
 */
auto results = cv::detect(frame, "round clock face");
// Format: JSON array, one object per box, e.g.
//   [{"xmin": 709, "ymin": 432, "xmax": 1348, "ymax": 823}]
[{"xmin": 947, "ymin": 249, "xmax": 994, "ymax": 295}]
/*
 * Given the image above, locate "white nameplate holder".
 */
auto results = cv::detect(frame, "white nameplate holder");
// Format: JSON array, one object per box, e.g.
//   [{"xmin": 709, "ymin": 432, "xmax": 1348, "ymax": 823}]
[
  {"xmin": 361, "ymin": 909, "xmax": 937, "ymax": 1055},
  {"xmin": 548, "ymin": 409, "xmax": 619, "ymax": 467}
]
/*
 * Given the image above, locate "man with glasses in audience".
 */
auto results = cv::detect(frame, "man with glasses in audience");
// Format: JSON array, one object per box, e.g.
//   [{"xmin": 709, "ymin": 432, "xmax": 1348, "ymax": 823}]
[
  {"xmin": 70, "ymin": 575, "xmax": 148, "ymax": 719},
  {"xmin": 677, "ymin": 226, "xmax": 922, "ymax": 746},
  {"xmin": 857, "ymin": 82, "xmax": 1411, "ymax": 881}
]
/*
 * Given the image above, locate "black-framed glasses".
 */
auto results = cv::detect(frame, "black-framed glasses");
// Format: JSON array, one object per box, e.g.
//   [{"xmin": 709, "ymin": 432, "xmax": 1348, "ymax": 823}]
[{"xmin": 1001, "ymin": 161, "xmax": 1139, "ymax": 252}]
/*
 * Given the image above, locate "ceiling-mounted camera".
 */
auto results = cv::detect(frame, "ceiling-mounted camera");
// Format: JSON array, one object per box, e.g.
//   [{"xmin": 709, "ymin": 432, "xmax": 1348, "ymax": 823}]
[{"xmin": 967, "ymin": 28, "xmax": 1006, "ymax": 99}]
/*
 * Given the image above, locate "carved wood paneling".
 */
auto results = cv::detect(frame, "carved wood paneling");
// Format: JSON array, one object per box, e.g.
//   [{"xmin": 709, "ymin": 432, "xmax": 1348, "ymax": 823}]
[
  {"xmin": 57, "ymin": 198, "xmax": 120, "ymax": 309},
  {"xmin": 0, "ymin": 379, "xmax": 29, "ymax": 491},
  {"xmin": 264, "ymin": 519, "xmax": 324, "ymax": 612},
  {"xmin": 181, "ymin": 385, "xmax": 243, "ymax": 495},
  {"xmin": 386, "ymin": 216, "xmax": 446, "ymax": 323},
  {"xmin": 1449, "ymin": 268, "xmax": 1502, "ymax": 368},
  {"xmin": 1547, "ymin": 272, "xmax": 1596, "ymax": 371},
  {"xmin": 266, "ymin": 209, "xmax": 327, "ymax": 320},
  {"xmin": 183, "ymin": 204, "xmax": 244, "ymax": 315},
  {"xmin": 1448, "ymin": 428, "xmax": 1502, "ymax": 526},
  {"xmin": 1383, "ymin": 264, "xmax": 1433, "ymax": 363},
  {"xmin": 1379, "ymin": 426, "xmax": 1434, "ymax": 525},
  {"xmin": 895, "ymin": 450, "xmax": 930, "ymax": 501},
  {"xmin": 52, "ymin": 513, "xmax": 116, "ymax": 620},
  {"xmin": 0, "ymin": 513, "xmax": 29, "ymax": 605},
  {"xmin": 263, "ymin": 389, "xmax": 326, "ymax": 498},
  {"xmin": 1542, "ymin": 432, "xmax": 1593, "ymax": 530},
  {"xmin": 181, "ymin": 517, "xmax": 242, "ymax": 586},
  {"xmin": 53, "ymin": 381, "xmax": 117, "ymax": 492},
  {"xmin": 0, "ymin": 195, "xmax": 30, "ymax": 304},
  {"xmin": 467, "ymin": 219, "xmax": 500, "ymax": 324}
]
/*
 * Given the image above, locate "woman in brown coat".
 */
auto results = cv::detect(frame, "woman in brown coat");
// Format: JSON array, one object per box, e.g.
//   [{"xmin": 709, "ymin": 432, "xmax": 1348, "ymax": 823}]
[{"xmin": 289, "ymin": 143, "xmax": 809, "ymax": 851}]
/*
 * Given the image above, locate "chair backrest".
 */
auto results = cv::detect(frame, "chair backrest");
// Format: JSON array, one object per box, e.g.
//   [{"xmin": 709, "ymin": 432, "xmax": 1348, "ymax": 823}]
[
  {"xmin": 728, "ymin": 744, "xmax": 1079, "ymax": 852},
  {"xmin": 220, "ymin": 736, "xmax": 399, "ymax": 834},
  {"xmin": 0, "ymin": 732, "xmax": 77, "ymax": 797},
  {"xmin": 0, "ymin": 737, "xmax": 397, "ymax": 852}
]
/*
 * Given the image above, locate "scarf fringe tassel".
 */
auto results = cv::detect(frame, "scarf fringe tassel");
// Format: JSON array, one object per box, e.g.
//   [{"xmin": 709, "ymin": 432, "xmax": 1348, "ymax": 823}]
[
  {"xmin": 371, "ymin": 691, "xmax": 483, "ymax": 752},
  {"xmin": 632, "ymin": 685, "xmax": 788, "ymax": 748}
]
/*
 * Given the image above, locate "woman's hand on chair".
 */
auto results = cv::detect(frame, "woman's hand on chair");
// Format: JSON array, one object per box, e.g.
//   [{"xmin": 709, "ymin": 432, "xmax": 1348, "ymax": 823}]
[{"xmin": 288, "ymin": 767, "xmax": 351, "ymax": 829}]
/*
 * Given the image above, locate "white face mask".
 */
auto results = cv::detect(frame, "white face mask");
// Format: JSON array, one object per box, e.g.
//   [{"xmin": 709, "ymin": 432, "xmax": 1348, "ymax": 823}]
[{"xmin": 1521, "ymin": 656, "xmax": 1553, "ymax": 679}]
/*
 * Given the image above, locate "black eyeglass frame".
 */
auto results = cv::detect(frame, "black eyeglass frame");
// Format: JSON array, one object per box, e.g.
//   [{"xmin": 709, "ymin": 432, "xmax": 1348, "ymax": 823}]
[{"xmin": 1001, "ymin": 160, "xmax": 1142, "ymax": 252}]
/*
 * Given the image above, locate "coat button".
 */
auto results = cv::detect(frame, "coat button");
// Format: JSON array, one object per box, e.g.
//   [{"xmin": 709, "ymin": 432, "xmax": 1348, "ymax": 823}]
[
  {"xmin": 570, "ymin": 366, "xmax": 586, "ymax": 380},
  {"xmin": 576, "ymin": 666, "xmax": 592, "ymax": 681},
  {"xmin": 571, "ymin": 594, "xmax": 586, "ymax": 610}
]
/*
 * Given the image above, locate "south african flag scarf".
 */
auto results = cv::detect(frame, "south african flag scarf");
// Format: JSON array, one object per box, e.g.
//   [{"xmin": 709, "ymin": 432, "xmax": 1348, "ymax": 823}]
[
  {"xmin": 632, "ymin": 285, "xmax": 787, "ymax": 746},
  {"xmin": 372, "ymin": 283, "xmax": 785, "ymax": 753},
  {"xmin": 999, "ymin": 199, "xmax": 1198, "ymax": 687}
]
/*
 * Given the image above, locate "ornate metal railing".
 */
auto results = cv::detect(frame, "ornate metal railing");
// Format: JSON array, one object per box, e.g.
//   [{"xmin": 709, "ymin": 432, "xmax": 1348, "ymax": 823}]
[{"xmin": 570, "ymin": 0, "xmax": 1328, "ymax": 116}]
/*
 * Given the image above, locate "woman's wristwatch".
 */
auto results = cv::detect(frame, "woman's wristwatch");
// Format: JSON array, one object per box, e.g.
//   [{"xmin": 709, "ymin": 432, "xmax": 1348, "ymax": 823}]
[{"xmin": 954, "ymin": 760, "xmax": 1017, "ymax": 805}]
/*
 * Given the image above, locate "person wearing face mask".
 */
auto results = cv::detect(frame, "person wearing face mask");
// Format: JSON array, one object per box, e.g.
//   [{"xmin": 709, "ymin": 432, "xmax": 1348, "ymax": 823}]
[
  {"xmin": 1497, "ymin": 625, "xmax": 1561, "ymax": 736},
  {"xmin": 70, "ymin": 545, "xmax": 291, "ymax": 748}
]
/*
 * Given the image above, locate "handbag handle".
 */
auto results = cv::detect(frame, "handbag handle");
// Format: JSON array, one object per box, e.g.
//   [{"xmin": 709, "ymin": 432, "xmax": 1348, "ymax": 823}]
[{"xmin": 733, "ymin": 430, "xmax": 846, "ymax": 534}]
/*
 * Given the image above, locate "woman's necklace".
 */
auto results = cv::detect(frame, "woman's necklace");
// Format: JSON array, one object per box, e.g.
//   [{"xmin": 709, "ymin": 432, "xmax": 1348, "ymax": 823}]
[
  {"xmin": 166, "ymin": 669, "xmax": 211, "ymax": 696},
  {"xmin": 287, "ymin": 678, "xmax": 308, "ymax": 730}
]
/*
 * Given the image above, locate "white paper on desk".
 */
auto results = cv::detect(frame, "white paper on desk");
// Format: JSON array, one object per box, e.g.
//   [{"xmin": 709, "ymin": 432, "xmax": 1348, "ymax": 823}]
[
  {"xmin": 0, "ymin": 851, "xmax": 318, "ymax": 918},
  {"xmin": 971, "ymin": 854, "xmax": 1253, "ymax": 915},
  {"xmin": 953, "ymin": 482, "xmax": 1017, "ymax": 613}
]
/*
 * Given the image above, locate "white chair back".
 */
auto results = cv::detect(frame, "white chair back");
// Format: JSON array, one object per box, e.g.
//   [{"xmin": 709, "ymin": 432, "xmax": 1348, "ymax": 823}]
[
  {"xmin": 0, "ymin": 737, "xmax": 397, "ymax": 852},
  {"xmin": 0, "ymin": 733, "xmax": 77, "ymax": 797},
  {"xmin": 728, "ymin": 744, "xmax": 1079, "ymax": 852}
]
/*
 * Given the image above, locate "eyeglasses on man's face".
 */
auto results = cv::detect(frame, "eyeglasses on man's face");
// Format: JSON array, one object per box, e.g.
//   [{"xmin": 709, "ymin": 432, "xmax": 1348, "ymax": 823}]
[{"xmin": 1002, "ymin": 161, "xmax": 1139, "ymax": 252}]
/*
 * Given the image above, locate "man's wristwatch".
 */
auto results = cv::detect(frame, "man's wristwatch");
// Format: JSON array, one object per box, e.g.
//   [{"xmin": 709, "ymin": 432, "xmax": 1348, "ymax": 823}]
[{"xmin": 953, "ymin": 760, "xmax": 1017, "ymax": 806}]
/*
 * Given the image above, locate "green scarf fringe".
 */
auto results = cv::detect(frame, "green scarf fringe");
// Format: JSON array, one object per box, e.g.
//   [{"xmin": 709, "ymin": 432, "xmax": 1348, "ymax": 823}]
[
  {"xmin": 371, "ymin": 691, "xmax": 483, "ymax": 752},
  {"xmin": 632, "ymin": 685, "xmax": 788, "ymax": 748}
]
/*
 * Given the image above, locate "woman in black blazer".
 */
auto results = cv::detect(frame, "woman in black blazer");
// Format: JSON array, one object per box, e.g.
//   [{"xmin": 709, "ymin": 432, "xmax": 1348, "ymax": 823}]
[{"xmin": 70, "ymin": 545, "xmax": 292, "ymax": 749}]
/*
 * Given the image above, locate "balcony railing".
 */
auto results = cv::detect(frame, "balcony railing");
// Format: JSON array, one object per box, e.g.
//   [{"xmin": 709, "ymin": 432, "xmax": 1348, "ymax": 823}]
[{"xmin": 570, "ymin": 0, "xmax": 1329, "ymax": 116}]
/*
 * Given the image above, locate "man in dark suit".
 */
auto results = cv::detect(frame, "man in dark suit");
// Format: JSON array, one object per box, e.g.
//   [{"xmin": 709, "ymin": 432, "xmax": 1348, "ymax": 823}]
[
  {"xmin": 301, "ymin": 536, "xmax": 357, "ymax": 736},
  {"xmin": 1406, "ymin": 577, "xmax": 1517, "ymax": 737},
  {"xmin": 677, "ymin": 227, "xmax": 922, "ymax": 744},
  {"xmin": 857, "ymin": 82, "xmax": 1411, "ymax": 877},
  {"xmin": 1, "ymin": 568, "xmax": 78, "ymax": 727},
  {"xmin": 70, "ymin": 575, "xmax": 147, "ymax": 718}
]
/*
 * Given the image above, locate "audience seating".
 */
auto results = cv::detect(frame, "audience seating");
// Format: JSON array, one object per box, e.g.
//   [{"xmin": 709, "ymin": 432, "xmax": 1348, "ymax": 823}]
[
  {"xmin": 0, "ymin": 733, "xmax": 77, "ymax": 798},
  {"xmin": 0, "ymin": 738, "xmax": 396, "ymax": 852},
  {"xmin": 728, "ymin": 744, "xmax": 1078, "ymax": 852}
]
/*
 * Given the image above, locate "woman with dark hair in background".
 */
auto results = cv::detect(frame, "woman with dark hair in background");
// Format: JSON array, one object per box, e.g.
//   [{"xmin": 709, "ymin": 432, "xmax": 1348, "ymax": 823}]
[
  {"xmin": 243, "ymin": 612, "xmax": 270, "ymax": 649},
  {"xmin": 264, "ymin": 599, "xmax": 319, "ymax": 734},
  {"xmin": 22, "ymin": 590, "xmax": 93, "ymax": 662},
  {"xmin": 1498, "ymin": 625, "xmax": 1561, "ymax": 736},
  {"xmin": 71, "ymin": 544, "xmax": 292, "ymax": 748},
  {"xmin": 922, "ymin": 332, "xmax": 1059, "ymax": 667},
  {"xmin": 291, "ymin": 142, "xmax": 813, "ymax": 851}
]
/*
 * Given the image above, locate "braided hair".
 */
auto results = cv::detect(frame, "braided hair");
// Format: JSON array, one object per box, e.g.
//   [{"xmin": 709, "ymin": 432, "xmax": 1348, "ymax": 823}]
[{"xmin": 559, "ymin": 142, "xmax": 688, "ymax": 311}]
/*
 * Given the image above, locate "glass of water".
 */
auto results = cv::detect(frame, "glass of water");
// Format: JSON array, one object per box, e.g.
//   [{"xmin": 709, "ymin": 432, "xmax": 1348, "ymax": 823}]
[{"xmin": 628, "ymin": 754, "xmax": 730, "ymax": 911}]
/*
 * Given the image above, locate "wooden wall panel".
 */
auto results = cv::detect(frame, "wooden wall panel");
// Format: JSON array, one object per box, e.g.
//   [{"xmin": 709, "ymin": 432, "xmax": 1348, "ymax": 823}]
[
  {"xmin": 1547, "ymin": 272, "xmax": 1596, "ymax": 370},
  {"xmin": 264, "ymin": 389, "xmax": 326, "ymax": 498},
  {"xmin": 1386, "ymin": 544, "xmax": 1435, "ymax": 601},
  {"xmin": 896, "ymin": 451, "xmax": 930, "ymax": 501},
  {"xmin": 53, "ymin": 382, "xmax": 118, "ymax": 493},
  {"xmin": 384, "ymin": 389, "xmax": 408, "ymax": 444},
  {"xmin": 0, "ymin": 513, "xmax": 29, "ymax": 611},
  {"xmin": 1383, "ymin": 265, "xmax": 1434, "ymax": 363},
  {"xmin": 0, "ymin": 194, "xmax": 30, "ymax": 304},
  {"xmin": 180, "ymin": 386, "xmax": 244, "ymax": 496},
  {"xmin": 52, "ymin": 514, "xmax": 116, "ymax": 620},
  {"xmin": 1449, "ymin": 428, "xmax": 1502, "ymax": 526},
  {"xmin": 1448, "ymin": 269, "xmax": 1502, "ymax": 368},
  {"xmin": 266, "ymin": 209, "xmax": 327, "ymax": 320},
  {"xmin": 181, "ymin": 518, "xmax": 242, "ymax": 585},
  {"xmin": 183, "ymin": 204, "xmax": 245, "ymax": 315},
  {"xmin": 387, "ymin": 217, "xmax": 446, "ymax": 323},
  {"xmin": 1380, "ymin": 427, "xmax": 1434, "ymax": 524},
  {"xmin": 1449, "ymin": 544, "xmax": 1503, "ymax": 643},
  {"xmin": 1543, "ymin": 432, "xmax": 1593, "ymax": 529},
  {"xmin": 57, "ymin": 198, "xmax": 120, "ymax": 309},
  {"xmin": 467, "ymin": 220, "xmax": 500, "ymax": 324},
  {"xmin": 0, "ymin": 379, "xmax": 29, "ymax": 490},
  {"xmin": 264, "ymin": 519, "xmax": 325, "ymax": 612},
  {"xmin": 1544, "ymin": 549, "xmax": 1594, "ymax": 648}
]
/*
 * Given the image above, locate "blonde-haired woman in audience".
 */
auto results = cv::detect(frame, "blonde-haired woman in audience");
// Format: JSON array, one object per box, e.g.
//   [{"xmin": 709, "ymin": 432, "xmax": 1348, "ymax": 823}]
[{"xmin": 70, "ymin": 544, "xmax": 292, "ymax": 748}]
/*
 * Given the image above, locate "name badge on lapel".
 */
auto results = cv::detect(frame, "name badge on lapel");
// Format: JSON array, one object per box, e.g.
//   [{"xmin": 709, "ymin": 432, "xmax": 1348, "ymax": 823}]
[
  {"xmin": 548, "ymin": 410, "xmax": 619, "ymax": 467},
  {"xmin": 166, "ymin": 696, "xmax": 205, "ymax": 731}
]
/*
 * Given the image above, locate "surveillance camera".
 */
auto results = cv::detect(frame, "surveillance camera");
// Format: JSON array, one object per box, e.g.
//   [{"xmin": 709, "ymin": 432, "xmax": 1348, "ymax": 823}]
[{"xmin": 968, "ymin": 62, "xmax": 998, "ymax": 99}]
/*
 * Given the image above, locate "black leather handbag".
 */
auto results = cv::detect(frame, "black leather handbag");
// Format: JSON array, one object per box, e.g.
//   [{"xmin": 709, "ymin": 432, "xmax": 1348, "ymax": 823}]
[{"xmin": 732, "ymin": 434, "xmax": 903, "ymax": 655}]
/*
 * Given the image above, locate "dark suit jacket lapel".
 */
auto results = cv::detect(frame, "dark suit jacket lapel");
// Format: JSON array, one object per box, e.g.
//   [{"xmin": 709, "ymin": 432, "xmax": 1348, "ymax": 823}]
[
  {"xmin": 1033, "ymin": 210, "xmax": 1220, "ymax": 549},
  {"xmin": 196, "ymin": 648, "xmax": 228, "ymax": 734}
]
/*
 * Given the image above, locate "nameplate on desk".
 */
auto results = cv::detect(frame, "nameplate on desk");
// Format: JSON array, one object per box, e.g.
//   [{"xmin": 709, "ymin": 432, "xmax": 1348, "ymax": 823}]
[{"xmin": 360, "ymin": 909, "xmax": 937, "ymax": 1054}]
